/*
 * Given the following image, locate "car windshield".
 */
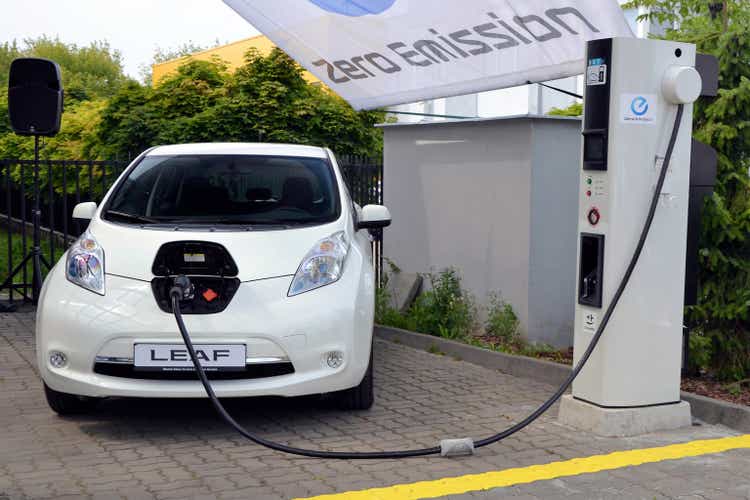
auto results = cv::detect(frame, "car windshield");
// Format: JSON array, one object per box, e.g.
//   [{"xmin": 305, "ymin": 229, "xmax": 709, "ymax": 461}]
[{"xmin": 104, "ymin": 154, "xmax": 340, "ymax": 226}]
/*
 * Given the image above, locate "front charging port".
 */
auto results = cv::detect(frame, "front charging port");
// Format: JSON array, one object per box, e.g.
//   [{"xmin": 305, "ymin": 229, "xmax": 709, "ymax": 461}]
[{"xmin": 151, "ymin": 241, "xmax": 240, "ymax": 314}]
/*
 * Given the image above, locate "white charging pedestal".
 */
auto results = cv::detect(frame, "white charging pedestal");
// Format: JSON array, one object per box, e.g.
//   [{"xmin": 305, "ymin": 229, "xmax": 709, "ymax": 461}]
[{"xmin": 558, "ymin": 37, "xmax": 702, "ymax": 437}]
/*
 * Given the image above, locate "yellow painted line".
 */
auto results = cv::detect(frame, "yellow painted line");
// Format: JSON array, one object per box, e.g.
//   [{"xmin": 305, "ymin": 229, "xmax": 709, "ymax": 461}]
[{"xmin": 295, "ymin": 434, "xmax": 750, "ymax": 500}]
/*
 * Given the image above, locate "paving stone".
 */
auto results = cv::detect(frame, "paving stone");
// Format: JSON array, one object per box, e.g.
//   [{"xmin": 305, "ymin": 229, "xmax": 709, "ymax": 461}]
[{"xmin": 1, "ymin": 309, "xmax": 748, "ymax": 500}]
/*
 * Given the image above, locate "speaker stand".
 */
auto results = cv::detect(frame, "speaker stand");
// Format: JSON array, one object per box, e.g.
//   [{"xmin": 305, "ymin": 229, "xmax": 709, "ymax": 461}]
[{"xmin": 0, "ymin": 135, "xmax": 52, "ymax": 309}]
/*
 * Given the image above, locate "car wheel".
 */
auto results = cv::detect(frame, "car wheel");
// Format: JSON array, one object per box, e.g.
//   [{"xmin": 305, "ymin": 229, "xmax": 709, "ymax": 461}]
[
  {"xmin": 332, "ymin": 349, "xmax": 374, "ymax": 410},
  {"xmin": 44, "ymin": 383, "xmax": 98, "ymax": 415}
]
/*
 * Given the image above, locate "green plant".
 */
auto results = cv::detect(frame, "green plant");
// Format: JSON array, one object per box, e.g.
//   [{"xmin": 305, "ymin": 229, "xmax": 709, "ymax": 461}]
[
  {"xmin": 485, "ymin": 293, "xmax": 520, "ymax": 343},
  {"xmin": 373, "ymin": 261, "xmax": 573, "ymax": 363},
  {"xmin": 688, "ymin": 330, "xmax": 713, "ymax": 372},
  {"xmin": 93, "ymin": 48, "xmax": 384, "ymax": 161},
  {"xmin": 724, "ymin": 378, "xmax": 749, "ymax": 396},
  {"xmin": 407, "ymin": 268, "xmax": 476, "ymax": 339},
  {"xmin": 374, "ymin": 285, "xmax": 408, "ymax": 329},
  {"xmin": 427, "ymin": 344, "xmax": 444, "ymax": 355},
  {"xmin": 374, "ymin": 265, "xmax": 477, "ymax": 339},
  {"xmin": 374, "ymin": 258, "xmax": 410, "ymax": 328},
  {"xmin": 548, "ymin": 102, "xmax": 583, "ymax": 117}
]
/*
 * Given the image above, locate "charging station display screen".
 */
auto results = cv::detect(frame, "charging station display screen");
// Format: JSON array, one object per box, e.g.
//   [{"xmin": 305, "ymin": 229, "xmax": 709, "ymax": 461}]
[{"xmin": 584, "ymin": 134, "xmax": 606, "ymax": 162}]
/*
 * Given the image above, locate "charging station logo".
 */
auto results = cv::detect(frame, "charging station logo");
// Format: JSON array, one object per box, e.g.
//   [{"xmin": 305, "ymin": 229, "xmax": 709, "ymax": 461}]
[
  {"xmin": 622, "ymin": 93, "xmax": 657, "ymax": 125},
  {"xmin": 308, "ymin": 0, "xmax": 395, "ymax": 16},
  {"xmin": 630, "ymin": 96, "xmax": 649, "ymax": 116}
]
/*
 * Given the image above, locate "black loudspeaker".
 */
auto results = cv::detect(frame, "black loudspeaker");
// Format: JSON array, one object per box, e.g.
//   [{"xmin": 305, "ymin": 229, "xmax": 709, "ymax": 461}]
[{"xmin": 7, "ymin": 57, "xmax": 63, "ymax": 136}]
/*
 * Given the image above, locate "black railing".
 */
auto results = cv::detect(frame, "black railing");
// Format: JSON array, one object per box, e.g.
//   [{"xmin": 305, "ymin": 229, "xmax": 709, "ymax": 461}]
[
  {"xmin": 0, "ymin": 155, "xmax": 384, "ymax": 303},
  {"xmin": 338, "ymin": 155, "xmax": 385, "ymax": 286},
  {"xmin": 0, "ymin": 159, "xmax": 126, "ymax": 302}
]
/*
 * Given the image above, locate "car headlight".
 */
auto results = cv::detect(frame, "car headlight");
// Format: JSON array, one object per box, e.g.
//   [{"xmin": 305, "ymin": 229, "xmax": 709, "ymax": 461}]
[
  {"xmin": 288, "ymin": 232, "xmax": 349, "ymax": 296},
  {"xmin": 66, "ymin": 230, "xmax": 105, "ymax": 295}
]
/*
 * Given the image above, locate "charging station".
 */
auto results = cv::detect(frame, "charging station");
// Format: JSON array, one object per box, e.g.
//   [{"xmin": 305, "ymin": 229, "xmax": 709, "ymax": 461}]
[{"xmin": 558, "ymin": 37, "xmax": 704, "ymax": 436}]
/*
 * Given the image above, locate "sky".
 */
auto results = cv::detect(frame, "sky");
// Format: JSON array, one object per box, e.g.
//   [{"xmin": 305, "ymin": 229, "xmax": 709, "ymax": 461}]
[{"xmin": 0, "ymin": 0, "xmax": 260, "ymax": 79}]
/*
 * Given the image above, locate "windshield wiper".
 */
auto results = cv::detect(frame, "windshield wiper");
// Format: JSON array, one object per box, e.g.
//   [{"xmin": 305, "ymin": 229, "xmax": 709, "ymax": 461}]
[
  {"xmin": 169, "ymin": 218, "xmax": 311, "ymax": 226},
  {"xmin": 105, "ymin": 210, "xmax": 161, "ymax": 224}
]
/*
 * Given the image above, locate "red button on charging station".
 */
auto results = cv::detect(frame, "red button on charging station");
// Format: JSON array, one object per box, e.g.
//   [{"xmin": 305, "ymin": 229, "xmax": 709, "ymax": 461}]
[{"xmin": 587, "ymin": 207, "xmax": 601, "ymax": 226}]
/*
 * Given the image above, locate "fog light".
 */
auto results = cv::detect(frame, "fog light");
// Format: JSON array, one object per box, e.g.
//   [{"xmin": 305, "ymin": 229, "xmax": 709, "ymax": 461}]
[
  {"xmin": 326, "ymin": 351, "xmax": 344, "ymax": 369},
  {"xmin": 49, "ymin": 351, "xmax": 67, "ymax": 368}
]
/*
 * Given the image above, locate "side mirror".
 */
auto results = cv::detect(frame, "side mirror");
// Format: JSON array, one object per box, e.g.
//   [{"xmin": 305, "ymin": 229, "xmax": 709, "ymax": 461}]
[
  {"xmin": 357, "ymin": 204, "xmax": 391, "ymax": 230},
  {"xmin": 72, "ymin": 201, "xmax": 97, "ymax": 221}
]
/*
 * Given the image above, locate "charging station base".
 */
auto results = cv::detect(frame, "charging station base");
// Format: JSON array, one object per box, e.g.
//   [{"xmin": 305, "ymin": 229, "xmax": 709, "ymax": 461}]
[{"xmin": 558, "ymin": 395, "xmax": 692, "ymax": 437}]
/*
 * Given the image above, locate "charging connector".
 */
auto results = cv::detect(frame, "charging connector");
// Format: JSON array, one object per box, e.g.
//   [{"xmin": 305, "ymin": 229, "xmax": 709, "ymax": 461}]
[{"xmin": 170, "ymin": 275, "xmax": 194, "ymax": 301}]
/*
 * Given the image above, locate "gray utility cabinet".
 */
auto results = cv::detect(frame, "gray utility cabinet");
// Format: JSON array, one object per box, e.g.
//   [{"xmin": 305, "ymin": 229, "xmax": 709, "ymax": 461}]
[{"xmin": 380, "ymin": 115, "xmax": 582, "ymax": 348}]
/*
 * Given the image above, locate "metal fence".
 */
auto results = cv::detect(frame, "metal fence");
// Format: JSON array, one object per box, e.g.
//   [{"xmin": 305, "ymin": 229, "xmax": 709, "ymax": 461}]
[
  {"xmin": 0, "ymin": 159, "xmax": 126, "ymax": 302},
  {"xmin": 0, "ymin": 154, "xmax": 383, "ymax": 303},
  {"xmin": 338, "ymin": 155, "xmax": 385, "ymax": 286}
]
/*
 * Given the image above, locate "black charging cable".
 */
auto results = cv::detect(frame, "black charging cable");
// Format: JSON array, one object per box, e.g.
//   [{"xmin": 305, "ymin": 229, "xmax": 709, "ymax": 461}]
[{"xmin": 170, "ymin": 104, "xmax": 685, "ymax": 459}]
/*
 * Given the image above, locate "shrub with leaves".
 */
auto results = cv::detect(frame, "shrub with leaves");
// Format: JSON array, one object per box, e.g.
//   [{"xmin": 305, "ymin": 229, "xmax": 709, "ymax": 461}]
[
  {"xmin": 485, "ymin": 293, "xmax": 520, "ymax": 343},
  {"xmin": 406, "ymin": 268, "xmax": 476, "ymax": 339},
  {"xmin": 374, "ymin": 259, "xmax": 410, "ymax": 329},
  {"xmin": 94, "ymin": 48, "xmax": 385, "ymax": 161},
  {"xmin": 374, "ymin": 265, "xmax": 476, "ymax": 339},
  {"xmin": 548, "ymin": 102, "xmax": 583, "ymax": 117}
]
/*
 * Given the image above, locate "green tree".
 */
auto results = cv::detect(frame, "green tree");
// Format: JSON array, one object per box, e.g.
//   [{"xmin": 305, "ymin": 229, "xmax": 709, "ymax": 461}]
[
  {"xmin": 96, "ymin": 48, "xmax": 384, "ymax": 159},
  {"xmin": 548, "ymin": 102, "xmax": 583, "ymax": 117},
  {"xmin": 624, "ymin": 0, "xmax": 750, "ymax": 380},
  {"xmin": 140, "ymin": 40, "xmax": 221, "ymax": 84},
  {"xmin": 0, "ymin": 37, "xmax": 129, "ymax": 200},
  {"xmin": 0, "ymin": 37, "xmax": 129, "ymax": 158},
  {"xmin": 0, "ymin": 37, "xmax": 127, "ymax": 102},
  {"xmin": 0, "ymin": 41, "xmax": 22, "ymax": 88}
]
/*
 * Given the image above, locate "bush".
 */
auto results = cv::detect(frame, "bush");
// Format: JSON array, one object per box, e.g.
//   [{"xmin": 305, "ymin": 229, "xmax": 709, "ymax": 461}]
[
  {"xmin": 687, "ymin": 330, "xmax": 713, "ymax": 373},
  {"xmin": 374, "ymin": 266, "xmax": 475, "ymax": 339},
  {"xmin": 548, "ymin": 102, "xmax": 582, "ymax": 117},
  {"xmin": 374, "ymin": 261, "xmax": 410, "ymax": 329},
  {"xmin": 407, "ymin": 268, "xmax": 476, "ymax": 339},
  {"xmin": 374, "ymin": 263, "xmax": 563, "ymax": 362},
  {"xmin": 485, "ymin": 293, "xmax": 520, "ymax": 343}
]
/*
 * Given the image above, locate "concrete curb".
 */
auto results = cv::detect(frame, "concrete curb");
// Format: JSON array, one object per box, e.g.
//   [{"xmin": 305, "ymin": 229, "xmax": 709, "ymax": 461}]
[
  {"xmin": 680, "ymin": 391, "xmax": 750, "ymax": 433},
  {"xmin": 375, "ymin": 325, "xmax": 750, "ymax": 433},
  {"xmin": 375, "ymin": 325, "xmax": 571, "ymax": 387}
]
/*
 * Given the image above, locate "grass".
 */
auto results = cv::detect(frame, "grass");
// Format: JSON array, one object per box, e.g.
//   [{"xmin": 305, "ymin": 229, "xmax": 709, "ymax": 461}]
[
  {"xmin": 427, "ymin": 344, "xmax": 445, "ymax": 356},
  {"xmin": 464, "ymin": 334, "xmax": 573, "ymax": 365},
  {"xmin": 0, "ymin": 230, "xmax": 67, "ymax": 292}
]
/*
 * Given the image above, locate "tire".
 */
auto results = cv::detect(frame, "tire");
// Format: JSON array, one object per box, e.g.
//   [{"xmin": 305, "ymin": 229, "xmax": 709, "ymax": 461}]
[
  {"xmin": 44, "ymin": 383, "xmax": 98, "ymax": 415},
  {"xmin": 331, "ymin": 349, "xmax": 374, "ymax": 411}
]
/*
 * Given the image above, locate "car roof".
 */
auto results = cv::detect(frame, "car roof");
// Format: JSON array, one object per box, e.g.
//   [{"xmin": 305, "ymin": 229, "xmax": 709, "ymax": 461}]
[{"xmin": 146, "ymin": 143, "xmax": 329, "ymax": 159}]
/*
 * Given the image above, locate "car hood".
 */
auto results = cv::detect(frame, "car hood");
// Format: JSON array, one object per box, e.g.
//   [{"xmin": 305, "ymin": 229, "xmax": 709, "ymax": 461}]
[{"xmin": 86, "ymin": 218, "xmax": 348, "ymax": 282}]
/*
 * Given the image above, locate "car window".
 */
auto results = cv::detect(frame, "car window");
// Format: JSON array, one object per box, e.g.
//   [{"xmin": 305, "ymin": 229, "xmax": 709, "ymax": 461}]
[{"xmin": 105, "ymin": 154, "xmax": 340, "ymax": 226}]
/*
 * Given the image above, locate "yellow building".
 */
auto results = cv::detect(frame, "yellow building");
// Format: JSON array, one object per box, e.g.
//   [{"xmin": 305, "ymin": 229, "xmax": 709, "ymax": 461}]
[{"xmin": 151, "ymin": 34, "xmax": 320, "ymax": 86}]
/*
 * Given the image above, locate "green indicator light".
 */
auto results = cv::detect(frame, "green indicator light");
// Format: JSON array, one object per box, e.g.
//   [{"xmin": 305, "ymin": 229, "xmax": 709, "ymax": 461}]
[{"xmin": 587, "ymin": 178, "xmax": 593, "ymax": 185}]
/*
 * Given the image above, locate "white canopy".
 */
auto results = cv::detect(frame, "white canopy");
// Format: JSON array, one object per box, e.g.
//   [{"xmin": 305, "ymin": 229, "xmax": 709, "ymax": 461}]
[{"xmin": 223, "ymin": 0, "xmax": 633, "ymax": 109}]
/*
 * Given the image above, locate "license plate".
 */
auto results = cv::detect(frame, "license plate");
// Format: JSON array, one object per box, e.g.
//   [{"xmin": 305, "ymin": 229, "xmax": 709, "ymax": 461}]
[{"xmin": 134, "ymin": 344, "xmax": 246, "ymax": 372}]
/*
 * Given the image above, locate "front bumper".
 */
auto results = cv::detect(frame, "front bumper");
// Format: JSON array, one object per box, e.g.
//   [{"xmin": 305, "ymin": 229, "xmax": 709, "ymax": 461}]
[{"xmin": 36, "ymin": 251, "xmax": 374, "ymax": 398}]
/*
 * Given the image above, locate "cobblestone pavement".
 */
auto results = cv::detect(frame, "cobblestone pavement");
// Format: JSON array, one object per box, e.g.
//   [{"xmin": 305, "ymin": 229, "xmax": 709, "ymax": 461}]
[{"xmin": 1, "ymin": 308, "xmax": 748, "ymax": 500}]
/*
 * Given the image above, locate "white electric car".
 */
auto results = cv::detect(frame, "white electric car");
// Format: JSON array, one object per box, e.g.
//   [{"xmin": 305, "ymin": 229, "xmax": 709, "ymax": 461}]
[{"xmin": 36, "ymin": 143, "xmax": 391, "ymax": 414}]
